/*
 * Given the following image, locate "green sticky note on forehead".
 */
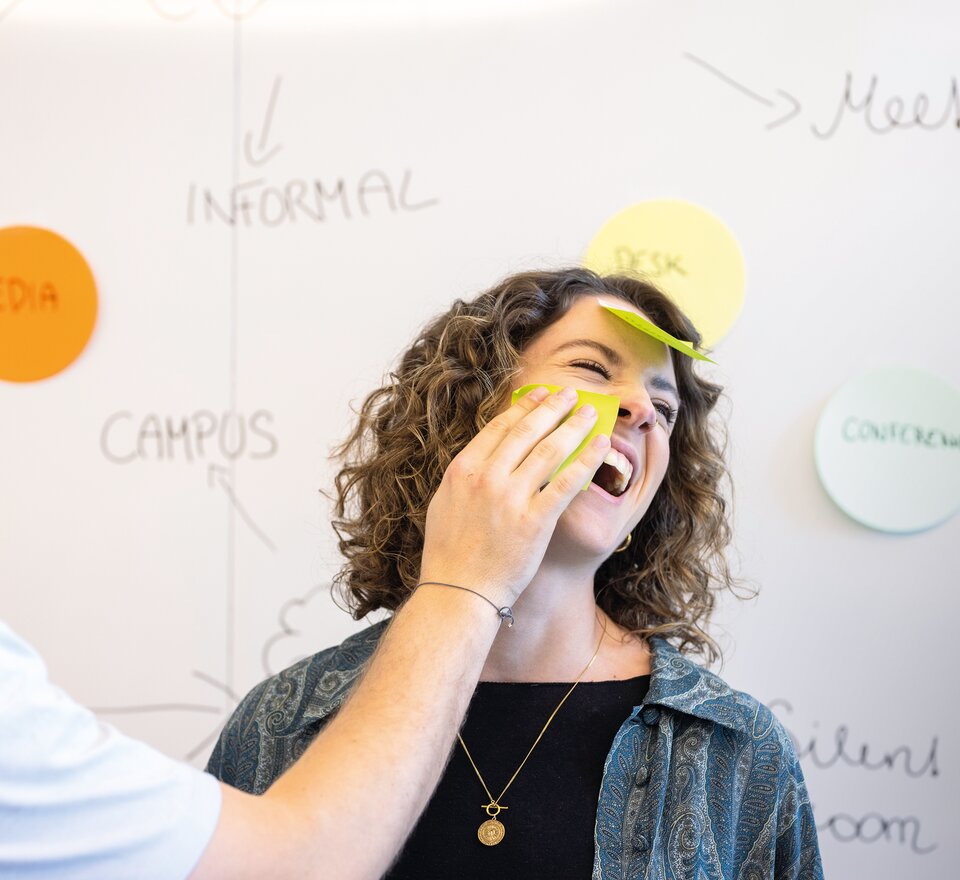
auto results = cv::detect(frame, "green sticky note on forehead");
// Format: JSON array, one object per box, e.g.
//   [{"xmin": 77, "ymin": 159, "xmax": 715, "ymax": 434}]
[
  {"xmin": 512, "ymin": 384, "xmax": 619, "ymax": 490},
  {"xmin": 601, "ymin": 301, "xmax": 716, "ymax": 364}
]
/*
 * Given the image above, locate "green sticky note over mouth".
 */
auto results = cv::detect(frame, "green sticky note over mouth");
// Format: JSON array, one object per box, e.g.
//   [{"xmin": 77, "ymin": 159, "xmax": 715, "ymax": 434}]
[
  {"xmin": 511, "ymin": 384, "xmax": 620, "ymax": 489},
  {"xmin": 601, "ymin": 302, "xmax": 716, "ymax": 364}
]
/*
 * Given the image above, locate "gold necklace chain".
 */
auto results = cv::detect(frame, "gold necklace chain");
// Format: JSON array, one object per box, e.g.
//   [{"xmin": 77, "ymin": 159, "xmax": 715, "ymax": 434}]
[{"xmin": 458, "ymin": 615, "xmax": 608, "ymax": 847}]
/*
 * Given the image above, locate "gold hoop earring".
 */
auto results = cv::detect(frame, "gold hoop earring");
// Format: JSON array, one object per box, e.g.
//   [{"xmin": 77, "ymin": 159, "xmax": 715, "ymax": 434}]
[{"xmin": 615, "ymin": 533, "xmax": 632, "ymax": 553}]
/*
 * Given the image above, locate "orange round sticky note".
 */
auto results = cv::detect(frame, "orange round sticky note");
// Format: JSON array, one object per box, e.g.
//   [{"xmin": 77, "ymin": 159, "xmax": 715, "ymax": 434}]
[
  {"xmin": 0, "ymin": 226, "xmax": 98, "ymax": 382},
  {"xmin": 584, "ymin": 200, "xmax": 745, "ymax": 348}
]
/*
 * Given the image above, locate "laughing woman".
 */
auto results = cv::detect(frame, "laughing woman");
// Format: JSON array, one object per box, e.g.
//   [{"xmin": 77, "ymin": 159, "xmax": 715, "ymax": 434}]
[{"xmin": 207, "ymin": 268, "xmax": 823, "ymax": 879}]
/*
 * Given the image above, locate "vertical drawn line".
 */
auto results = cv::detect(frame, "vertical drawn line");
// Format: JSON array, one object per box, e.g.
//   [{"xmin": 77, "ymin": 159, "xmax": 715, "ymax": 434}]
[{"xmin": 225, "ymin": 11, "xmax": 243, "ymax": 706}]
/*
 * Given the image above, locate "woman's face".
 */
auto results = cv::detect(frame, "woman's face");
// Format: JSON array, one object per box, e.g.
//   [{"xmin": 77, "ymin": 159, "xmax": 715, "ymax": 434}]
[{"xmin": 512, "ymin": 294, "xmax": 680, "ymax": 562}]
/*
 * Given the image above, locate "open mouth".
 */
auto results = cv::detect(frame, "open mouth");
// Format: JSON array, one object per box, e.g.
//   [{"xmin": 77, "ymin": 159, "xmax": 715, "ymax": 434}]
[{"xmin": 591, "ymin": 447, "xmax": 635, "ymax": 497}]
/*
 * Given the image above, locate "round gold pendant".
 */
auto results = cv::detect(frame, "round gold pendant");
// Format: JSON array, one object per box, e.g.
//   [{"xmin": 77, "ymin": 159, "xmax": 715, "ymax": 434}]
[{"xmin": 478, "ymin": 817, "xmax": 505, "ymax": 846}]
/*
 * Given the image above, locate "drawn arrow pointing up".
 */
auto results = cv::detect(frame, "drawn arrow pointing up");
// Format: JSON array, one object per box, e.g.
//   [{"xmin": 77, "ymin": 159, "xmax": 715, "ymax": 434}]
[
  {"xmin": 243, "ymin": 75, "xmax": 284, "ymax": 167},
  {"xmin": 684, "ymin": 52, "xmax": 801, "ymax": 130},
  {"xmin": 207, "ymin": 463, "xmax": 277, "ymax": 552}
]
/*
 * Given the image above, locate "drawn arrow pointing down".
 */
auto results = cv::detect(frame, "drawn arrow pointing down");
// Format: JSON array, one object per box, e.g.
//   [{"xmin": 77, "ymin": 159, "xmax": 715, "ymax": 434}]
[
  {"xmin": 684, "ymin": 52, "xmax": 801, "ymax": 130},
  {"xmin": 244, "ymin": 75, "xmax": 284, "ymax": 166}
]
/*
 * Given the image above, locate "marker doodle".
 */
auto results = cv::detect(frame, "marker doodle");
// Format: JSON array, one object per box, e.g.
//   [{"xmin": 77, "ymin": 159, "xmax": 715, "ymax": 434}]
[
  {"xmin": 812, "ymin": 73, "xmax": 960, "ymax": 138},
  {"xmin": 685, "ymin": 54, "xmax": 960, "ymax": 141},
  {"xmin": 187, "ymin": 74, "xmax": 438, "ymax": 227},
  {"xmin": 817, "ymin": 811, "xmax": 937, "ymax": 854},
  {"xmin": 244, "ymin": 75, "xmax": 284, "ymax": 167},
  {"xmin": 93, "ymin": 669, "xmax": 241, "ymax": 762},
  {"xmin": 683, "ymin": 52, "xmax": 801, "ymax": 130},
  {"xmin": 208, "ymin": 463, "xmax": 277, "ymax": 553},
  {"xmin": 99, "ymin": 409, "xmax": 279, "ymax": 464},
  {"xmin": 261, "ymin": 583, "xmax": 327, "ymax": 676},
  {"xmin": 770, "ymin": 699, "xmax": 939, "ymax": 779},
  {"xmin": 187, "ymin": 169, "xmax": 438, "ymax": 227}
]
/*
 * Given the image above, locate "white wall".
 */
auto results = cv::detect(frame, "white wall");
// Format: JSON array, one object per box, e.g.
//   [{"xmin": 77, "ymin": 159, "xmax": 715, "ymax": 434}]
[{"xmin": 1, "ymin": 1, "xmax": 957, "ymax": 876}]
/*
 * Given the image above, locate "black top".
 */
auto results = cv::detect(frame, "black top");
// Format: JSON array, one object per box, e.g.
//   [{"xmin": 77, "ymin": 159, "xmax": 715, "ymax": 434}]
[{"xmin": 386, "ymin": 674, "xmax": 651, "ymax": 879}]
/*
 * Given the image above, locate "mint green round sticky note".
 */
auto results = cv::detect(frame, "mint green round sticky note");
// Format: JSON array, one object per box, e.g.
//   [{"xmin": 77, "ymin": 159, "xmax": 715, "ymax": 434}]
[{"xmin": 814, "ymin": 367, "xmax": 960, "ymax": 533}]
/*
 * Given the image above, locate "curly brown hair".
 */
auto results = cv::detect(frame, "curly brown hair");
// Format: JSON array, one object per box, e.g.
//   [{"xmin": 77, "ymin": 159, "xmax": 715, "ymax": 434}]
[{"xmin": 331, "ymin": 267, "xmax": 739, "ymax": 661}]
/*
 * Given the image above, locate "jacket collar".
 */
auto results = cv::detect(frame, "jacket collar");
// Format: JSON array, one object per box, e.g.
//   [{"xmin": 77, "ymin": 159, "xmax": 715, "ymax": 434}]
[
  {"xmin": 301, "ymin": 623, "xmax": 756, "ymax": 736},
  {"xmin": 644, "ymin": 637, "xmax": 758, "ymax": 736},
  {"xmin": 302, "ymin": 620, "xmax": 388, "ymax": 723}
]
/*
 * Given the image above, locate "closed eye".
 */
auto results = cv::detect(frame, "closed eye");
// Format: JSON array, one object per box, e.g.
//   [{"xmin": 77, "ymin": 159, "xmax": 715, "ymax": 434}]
[
  {"xmin": 654, "ymin": 400, "xmax": 678, "ymax": 426},
  {"xmin": 570, "ymin": 359, "xmax": 612, "ymax": 379}
]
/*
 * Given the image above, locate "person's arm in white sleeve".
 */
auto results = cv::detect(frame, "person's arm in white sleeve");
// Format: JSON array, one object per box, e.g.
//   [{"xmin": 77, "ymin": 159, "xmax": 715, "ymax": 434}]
[
  {"xmin": 0, "ymin": 588, "xmax": 498, "ymax": 880},
  {"xmin": 0, "ymin": 620, "xmax": 223, "ymax": 880},
  {"xmin": 191, "ymin": 584, "xmax": 501, "ymax": 880}
]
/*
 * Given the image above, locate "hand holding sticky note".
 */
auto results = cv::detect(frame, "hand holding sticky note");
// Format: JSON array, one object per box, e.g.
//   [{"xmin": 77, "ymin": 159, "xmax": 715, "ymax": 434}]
[{"xmin": 511, "ymin": 384, "xmax": 620, "ymax": 489}]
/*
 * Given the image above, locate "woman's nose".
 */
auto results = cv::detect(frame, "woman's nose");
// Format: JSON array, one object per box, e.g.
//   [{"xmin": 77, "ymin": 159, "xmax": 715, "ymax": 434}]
[{"xmin": 617, "ymin": 388, "xmax": 657, "ymax": 434}]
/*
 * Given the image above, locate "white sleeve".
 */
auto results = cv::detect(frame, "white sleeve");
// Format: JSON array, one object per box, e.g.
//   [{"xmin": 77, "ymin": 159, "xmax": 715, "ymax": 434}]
[{"xmin": 0, "ymin": 621, "xmax": 223, "ymax": 880}]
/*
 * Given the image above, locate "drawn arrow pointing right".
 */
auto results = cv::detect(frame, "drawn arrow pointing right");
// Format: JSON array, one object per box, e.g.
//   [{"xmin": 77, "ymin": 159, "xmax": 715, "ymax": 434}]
[{"xmin": 684, "ymin": 52, "xmax": 801, "ymax": 130}]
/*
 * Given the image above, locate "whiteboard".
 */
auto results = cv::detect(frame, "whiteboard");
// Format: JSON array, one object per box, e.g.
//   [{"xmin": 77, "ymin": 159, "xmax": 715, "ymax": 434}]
[{"xmin": 1, "ymin": 1, "xmax": 957, "ymax": 876}]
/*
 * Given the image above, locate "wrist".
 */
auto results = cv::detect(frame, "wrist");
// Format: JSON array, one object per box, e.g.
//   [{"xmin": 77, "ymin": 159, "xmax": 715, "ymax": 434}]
[
  {"xmin": 417, "ymin": 563, "xmax": 525, "ymax": 610},
  {"xmin": 415, "ymin": 580, "xmax": 515, "ymax": 628}
]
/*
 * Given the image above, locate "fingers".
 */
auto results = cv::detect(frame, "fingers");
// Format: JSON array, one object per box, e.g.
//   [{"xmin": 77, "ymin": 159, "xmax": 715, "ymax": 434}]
[
  {"xmin": 480, "ymin": 386, "xmax": 583, "ymax": 471},
  {"xmin": 509, "ymin": 399, "xmax": 601, "ymax": 489},
  {"xmin": 458, "ymin": 385, "xmax": 553, "ymax": 462},
  {"xmin": 447, "ymin": 384, "xmax": 604, "ymax": 501},
  {"xmin": 534, "ymin": 432, "xmax": 610, "ymax": 516}
]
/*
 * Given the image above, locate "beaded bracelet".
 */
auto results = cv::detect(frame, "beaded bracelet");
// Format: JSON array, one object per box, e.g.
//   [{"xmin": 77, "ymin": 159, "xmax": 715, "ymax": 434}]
[{"xmin": 416, "ymin": 581, "xmax": 515, "ymax": 627}]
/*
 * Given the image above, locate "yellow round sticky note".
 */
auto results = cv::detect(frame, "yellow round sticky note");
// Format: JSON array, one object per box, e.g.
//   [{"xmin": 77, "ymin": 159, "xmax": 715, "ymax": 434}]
[
  {"xmin": 0, "ymin": 226, "xmax": 98, "ymax": 382},
  {"xmin": 583, "ymin": 200, "xmax": 745, "ymax": 347}
]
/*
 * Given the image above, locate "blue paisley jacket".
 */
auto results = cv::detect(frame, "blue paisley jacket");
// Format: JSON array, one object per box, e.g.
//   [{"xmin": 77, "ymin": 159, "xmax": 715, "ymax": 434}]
[{"xmin": 206, "ymin": 621, "xmax": 824, "ymax": 880}]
